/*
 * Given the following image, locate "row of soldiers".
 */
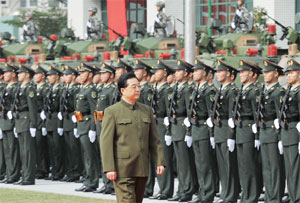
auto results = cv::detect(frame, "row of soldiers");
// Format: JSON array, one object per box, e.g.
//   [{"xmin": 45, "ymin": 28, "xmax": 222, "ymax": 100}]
[{"xmin": 0, "ymin": 57, "xmax": 300, "ymax": 203}]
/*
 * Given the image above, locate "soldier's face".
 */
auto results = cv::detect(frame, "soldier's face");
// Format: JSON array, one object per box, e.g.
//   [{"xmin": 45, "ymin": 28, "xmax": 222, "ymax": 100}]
[
  {"xmin": 121, "ymin": 78, "xmax": 141, "ymax": 102},
  {"xmin": 4, "ymin": 71, "xmax": 13, "ymax": 82},
  {"xmin": 47, "ymin": 74, "xmax": 58, "ymax": 85},
  {"xmin": 154, "ymin": 69, "xmax": 165, "ymax": 82},
  {"xmin": 89, "ymin": 11, "xmax": 94, "ymax": 16},
  {"xmin": 134, "ymin": 69, "xmax": 144, "ymax": 81},
  {"xmin": 100, "ymin": 72, "xmax": 110, "ymax": 83},
  {"xmin": 238, "ymin": 0, "xmax": 244, "ymax": 7},
  {"xmin": 115, "ymin": 68, "xmax": 126, "ymax": 81},
  {"xmin": 286, "ymin": 70, "xmax": 300, "ymax": 85},
  {"xmin": 64, "ymin": 74, "xmax": 73, "ymax": 84},
  {"xmin": 239, "ymin": 70, "xmax": 253, "ymax": 84},
  {"xmin": 175, "ymin": 70, "xmax": 186, "ymax": 82},
  {"xmin": 34, "ymin": 73, "xmax": 43, "ymax": 83},
  {"xmin": 216, "ymin": 70, "xmax": 228, "ymax": 83},
  {"xmin": 167, "ymin": 74, "xmax": 174, "ymax": 84},
  {"xmin": 157, "ymin": 6, "xmax": 162, "ymax": 11},
  {"xmin": 18, "ymin": 72, "xmax": 26, "ymax": 82},
  {"xmin": 93, "ymin": 73, "xmax": 101, "ymax": 84},
  {"xmin": 263, "ymin": 71, "xmax": 278, "ymax": 83},
  {"xmin": 80, "ymin": 71, "xmax": 89, "ymax": 82},
  {"xmin": 193, "ymin": 69, "xmax": 206, "ymax": 82}
]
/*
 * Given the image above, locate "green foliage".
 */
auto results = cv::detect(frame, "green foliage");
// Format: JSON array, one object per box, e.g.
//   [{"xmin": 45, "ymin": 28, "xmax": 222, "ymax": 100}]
[
  {"xmin": 2, "ymin": 7, "xmax": 67, "ymax": 37},
  {"xmin": 253, "ymin": 7, "xmax": 268, "ymax": 31}
]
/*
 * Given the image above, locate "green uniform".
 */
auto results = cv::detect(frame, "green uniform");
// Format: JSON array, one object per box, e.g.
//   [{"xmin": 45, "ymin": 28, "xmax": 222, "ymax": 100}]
[
  {"xmin": 13, "ymin": 80, "xmax": 38, "ymax": 184},
  {"xmin": 0, "ymin": 81, "xmax": 7, "ymax": 180},
  {"xmin": 0, "ymin": 81, "xmax": 21, "ymax": 182},
  {"xmin": 75, "ymin": 82, "xmax": 99, "ymax": 189}
]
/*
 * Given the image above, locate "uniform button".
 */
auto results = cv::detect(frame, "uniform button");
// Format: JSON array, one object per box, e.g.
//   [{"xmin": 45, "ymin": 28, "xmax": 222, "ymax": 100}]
[{"xmin": 136, "ymin": 118, "xmax": 138, "ymax": 121}]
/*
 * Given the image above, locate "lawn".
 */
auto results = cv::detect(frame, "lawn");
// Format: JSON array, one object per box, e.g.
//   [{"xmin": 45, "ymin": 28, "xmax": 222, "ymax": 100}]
[{"xmin": 0, "ymin": 188, "xmax": 116, "ymax": 203}]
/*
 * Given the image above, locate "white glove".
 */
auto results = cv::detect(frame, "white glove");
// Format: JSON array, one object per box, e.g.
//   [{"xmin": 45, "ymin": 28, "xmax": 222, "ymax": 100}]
[
  {"xmin": 23, "ymin": 24, "xmax": 28, "ymax": 31},
  {"xmin": 210, "ymin": 137, "xmax": 215, "ymax": 149},
  {"xmin": 254, "ymin": 140, "xmax": 260, "ymax": 151},
  {"xmin": 296, "ymin": 122, "xmax": 300, "ymax": 133},
  {"xmin": 298, "ymin": 142, "xmax": 300, "ymax": 155},
  {"xmin": 164, "ymin": 135, "xmax": 172, "ymax": 146},
  {"xmin": 87, "ymin": 21, "xmax": 92, "ymax": 28},
  {"xmin": 184, "ymin": 117, "xmax": 191, "ymax": 128},
  {"xmin": 88, "ymin": 130, "xmax": 96, "ymax": 143},
  {"xmin": 278, "ymin": 141, "xmax": 283, "ymax": 155},
  {"xmin": 274, "ymin": 119, "xmax": 280, "ymax": 130},
  {"xmin": 30, "ymin": 128, "xmax": 36, "ymax": 138},
  {"xmin": 227, "ymin": 139, "xmax": 235, "ymax": 152},
  {"xmin": 163, "ymin": 117, "xmax": 170, "ymax": 127},
  {"xmin": 74, "ymin": 128, "xmax": 79, "ymax": 138},
  {"xmin": 42, "ymin": 127, "xmax": 47, "ymax": 136},
  {"xmin": 57, "ymin": 112, "xmax": 63, "ymax": 120},
  {"xmin": 206, "ymin": 117, "xmax": 213, "ymax": 128},
  {"xmin": 228, "ymin": 118, "xmax": 235, "ymax": 129},
  {"xmin": 0, "ymin": 128, "xmax": 3, "ymax": 140},
  {"xmin": 184, "ymin": 135, "xmax": 192, "ymax": 148},
  {"xmin": 57, "ymin": 128, "xmax": 64, "ymax": 136},
  {"xmin": 155, "ymin": 16, "xmax": 160, "ymax": 23},
  {"xmin": 7, "ymin": 111, "xmax": 13, "ymax": 120},
  {"xmin": 40, "ymin": 111, "xmax": 46, "ymax": 120},
  {"xmin": 14, "ymin": 128, "xmax": 18, "ymax": 138},
  {"xmin": 231, "ymin": 22, "xmax": 236, "ymax": 29},
  {"xmin": 71, "ymin": 115, "xmax": 77, "ymax": 123},
  {"xmin": 252, "ymin": 124, "xmax": 258, "ymax": 134}
]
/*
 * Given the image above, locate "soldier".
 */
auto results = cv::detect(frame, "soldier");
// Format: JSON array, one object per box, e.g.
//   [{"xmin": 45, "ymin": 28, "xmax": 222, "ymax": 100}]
[
  {"xmin": 58, "ymin": 65, "xmax": 82, "ymax": 182},
  {"xmin": 231, "ymin": 0, "xmax": 252, "ymax": 33},
  {"xmin": 165, "ymin": 60, "xmax": 195, "ymax": 202},
  {"xmin": 187, "ymin": 60, "xmax": 216, "ymax": 203},
  {"xmin": 33, "ymin": 65, "xmax": 50, "ymax": 179},
  {"xmin": 0, "ymin": 64, "xmax": 21, "ymax": 184},
  {"xmin": 154, "ymin": 1, "xmax": 168, "ymax": 37},
  {"xmin": 277, "ymin": 59, "xmax": 300, "ymax": 202},
  {"xmin": 12, "ymin": 64, "xmax": 37, "ymax": 185},
  {"xmin": 93, "ymin": 63, "xmax": 116, "ymax": 194},
  {"xmin": 41, "ymin": 66, "xmax": 65, "ymax": 180},
  {"xmin": 87, "ymin": 7, "xmax": 103, "ymax": 40},
  {"xmin": 0, "ymin": 67, "xmax": 6, "ymax": 181},
  {"xmin": 74, "ymin": 62, "xmax": 99, "ymax": 192},
  {"xmin": 207, "ymin": 60, "xmax": 239, "ymax": 203},
  {"xmin": 254, "ymin": 60, "xmax": 285, "ymax": 202},
  {"xmin": 22, "ymin": 12, "xmax": 38, "ymax": 42},
  {"xmin": 229, "ymin": 60, "xmax": 261, "ymax": 202}
]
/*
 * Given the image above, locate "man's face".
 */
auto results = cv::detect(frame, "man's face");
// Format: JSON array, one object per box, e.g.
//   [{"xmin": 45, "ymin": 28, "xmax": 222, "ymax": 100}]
[
  {"xmin": 89, "ymin": 11, "xmax": 94, "ymax": 17},
  {"xmin": 175, "ymin": 70, "xmax": 185, "ymax": 82},
  {"xmin": 100, "ymin": 72, "xmax": 111, "ymax": 83},
  {"xmin": 286, "ymin": 70, "xmax": 300, "ymax": 85},
  {"xmin": 193, "ymin": 69, "xmax": 205, "ymax": 82},
  {"xmin": 18, "ymin": 72, "xmax": 26, "ymax": 83},
  {"xmin": 47, "ymin": 74, "xmax": 58, "ymax": 85},
  {"xmin": 34, "ymin": 73, "xmax": 44, "ymax": 83},
  {"xmin": 167, "ymin": 74, "xmax": 174, "ymax": 84},
  {"xmin": 216, "ymin": 70, "xmax": 228, "ymax": 83},
  {"xmin": 238, "ymin": 0, "xmax": 243, "ymax": 7},
  {"xmin": 122, "ymin": 78, "xmax": 141, "ymax": 102},
  {"xmin": 115, "ymin": 68, "xmax": 126, "ymax": 81},
  {"xmin": 263, "ymin": 71, "xmax": 277, "ymax": 83},
  {"xmin": 64, "ymin": 74, "xmax": 73, "ymax": 84},
  {"xmin": 80, "ymin": 71, "xmax": 89, "ymax": 83},
  {"xmin": 156, "ymin": 6, "xmax": 162, "ymax": 11},
  {"xmin": 154, "ymin": 69, "xmax": 165, "ymax": 82},
  {"xmin": 239, "ymin": 70, "xmax": 252, "ymax": 84},
  {"xmin": 134, "ymin": 69, "xmax": 144, "ymax": 81},
  {"xmin": 4, "ymin": 71, "xmax": 13, "ymax": 82},
  {"xmin": 93, "ymin": 73, "xmax": 101, "ymax": 84}
]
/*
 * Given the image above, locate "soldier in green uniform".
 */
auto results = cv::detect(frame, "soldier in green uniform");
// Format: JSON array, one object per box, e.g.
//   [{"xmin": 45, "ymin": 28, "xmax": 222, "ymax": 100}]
[
  {"xmin": 207, "ymin": 60, "xmax": 239, "ymax": 203},
  {"xmin": 23, "ymin": 12, "xmax": 38, "ymax": 42},
  {"xmin": 93, "ymin": 63, "xmax": 116, "ymax": 194},
  {"xmin": 166, "ymin": 60, "xmax": 195, "ymax": 202},
  {"xmin": 33, "ymin": 65, "xmax": 50, "ymax": 179},
  {"xmin": 58, "ymin": 65, "xmax": 82, "ymax": 182},
  {"xmin": 149, "ymin": 60, "xmax": 174, "ymax": 200},
  {"xmin": 229, "ymin": 60, "xmax": 261, "ymax": 202},
  {"xmin": 187, "ymin": 60, "xmax": 216, "ymax": 203},
  {"xmin": 11, "ymin": 64, "xmax": 37, "ymax": 185},
  {"xmin": 41, "ymin": 66, "xmax": 65, "ymax": 180},
  {"xmin": 0, "ymin": 67, "xmax": 7, "ymax": 181},
  {"xmin": 154, "ymin": 1, "xmax": 168, "ymax": 37},
  {"xmin": 277, "ymin": 59, "xmax": 300, "ymax": 202},
  {"xmin": 74, "ymin": 62, "xmax": 99, "ymax": 192},
  {"xmin": 254, "ymin": 60, "xmax": 285, "ymax": 202},
  {"xmin": 0, "ymin": 64, "xmax": 21, "ymax": 184}
]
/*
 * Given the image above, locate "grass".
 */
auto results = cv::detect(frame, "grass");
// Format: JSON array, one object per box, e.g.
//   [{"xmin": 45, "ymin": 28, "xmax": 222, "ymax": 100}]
[{"xmin": 0, "ymin": 188, "xmax": 116, "ymax": 203}]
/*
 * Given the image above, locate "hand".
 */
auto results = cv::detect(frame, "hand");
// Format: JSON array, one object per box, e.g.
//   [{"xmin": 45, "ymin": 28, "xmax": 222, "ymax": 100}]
[
  {"xmin": 106, "ymin": 171, "xmax": 117, "ymax": 181},
  {"xmin": 57, "ymin": 112, "xmax": 63, "ymax": 120},
  {"xmin": 278, "ymin": 141, "xmax": 283, "ymax": 155},
  {"xmin": 164, "ymin": 135, "xmax": 172, "ymax": 146},
  {"xmin": 254, "ymin": 140, "xmax": 260, "ymax": 151},
  {"xmin": 40, "ymin": 111, "xmax": 46, "ymax": 120},
  {"xmin": 296, "ymin": 122, "xmax": 300, "ymax": 133},
  {"xmin": 231, "ymin": 22, "xmax": 236, "ymax": 29},
  {"xmin": 210, "ymin": 137, "xmax": 215, "ymax": 149},
  {"xmin": 42, "ymin": 127, "xmax": 47, "ymax": 136},
  {"xmin": 30, "ymin": 128, "xmax": 36, "ymax": 138},
  {"xmin": 71, "ymin": 115, "xmax": 77, "ymax": 123},
  {"xmin": 228, "ymin": 118, "xmax": 235, "ymax": 129},
  {"xmin": 252, "ymin": 124, "xmax": 258, "ymax": 134},
  {"xmin": 274, "ymin": 119, "xmax": 280, "ymax": 130},
  {"xmin": 298, "ymin": 142, "xmax": 300, "ymax": 155},
  {"xmin": 163, "ymin": 117, "xmax": 170, "ymax": 127},
  {"xmin": 0, "ymin": 128, "xmax": 2, "ymax": 140},
  {"xmin": 7, "ymin": 111, "xmax": 13, "ymax": 120},
  {"xmin": 74, "ymin": 128, "xmax": 79, "ymax": 138},
  {"xmin": 57, "ymin": 128, "xmax": 64, "ymax": 136},
  {"xmin": 155, "ymin": 16, "xmax": 160, "ymax": 23},
  {"xmin": 227, "ymin": 139, "xmax": 235, "ymax": 152},
  {"xmin": 184, "ymin": 135, "xmax": 192, "ymax": 148},
  {"xmin": 183, "ymin": 117, "xmax": 191, "ymax": 128},
  {"xmin": 14, "ymin": 128, "xmax": 18, "ymax": 138},
  {"xmin": 88, "ymin": 130, "xmax": 96, "ymax": 143},
  {"xmin": 156, "ymin": 166, "xmax": 165, "ymax": 176},
  {"xmin": 206, "ymin": 117, "xmax": 213, "ymax": 128}
]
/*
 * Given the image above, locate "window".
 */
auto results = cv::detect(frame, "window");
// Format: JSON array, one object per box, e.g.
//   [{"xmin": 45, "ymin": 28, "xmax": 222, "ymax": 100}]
[
  {"xmin": 0, "ymin": 0, "xmax": 7, "ymax": 6},
  {"xmin": 20, "ymin": 0, "xmax": 37, "ymax": 8},
  {"xmin": 126, "ymin": 0, "xmax": 147, "ymax": 38}
]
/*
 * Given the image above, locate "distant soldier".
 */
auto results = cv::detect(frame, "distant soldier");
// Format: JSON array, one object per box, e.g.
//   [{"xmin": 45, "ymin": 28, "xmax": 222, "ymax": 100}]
[
  {"xmin": 231, "ymin": 0, "xmax": 253, "ymax": 33},
  {"xmin": 23, "ymin": 12, "xmax": 38, "ymax": 42},
  {"xmin": 154, "ymin": 1, "xmax": 168, "ymax": 37},
  {"xmin": 87, "ymin": 7, "xmax": 103, "ymax": 40},
  {"xmin": 0, "ymin": 68, "xmax": 6, "ymax": 182}
]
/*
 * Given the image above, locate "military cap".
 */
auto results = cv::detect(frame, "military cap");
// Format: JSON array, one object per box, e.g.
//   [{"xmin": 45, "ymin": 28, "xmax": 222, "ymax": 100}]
[
  {"xmin": 173, "ymin": 59, "xmax": 193, "ymax": 73},
  {"xmin": 153, "ymin": 60, "xmax": 173, "ymax": 74},
  {"xmin": 47, "ymin": 66, "xmax": 61, "ymax": 76},
  {"xmin": 238, "ymin": 60, "xmax": 262, "ymax": 74},
  {"xmin": 285, "ymin": 59, "xmax": 300, "ymax": 73},
  {"xmin": 132, "ymin": 59, "xmax": 152, "ymax": 74},
  {"xmin": 113, "ymin": 59, "xmax": 132, "ymax": 72},
  {"xmin": 215, "ymin": 60, "xmax": 238, "ymax": 74},
  {"xmin": 33, "ymin": 64, "xmax": 48, "ymax": 74},
  {"xmin": 3, "ymin": 64, "xmax": 18, "ymax": 72},
  {"xmin": 262, "ymin": 59, "xmax": 284, "ymax": 75},
  {"xmin": 100, "ymin": 63, "xmax": 115, "ymax": 74},
  {"xmin": 78, "ymin": 62, "xmax": 96, "ymax": 74},
  {"xmin": 17, "ymin": 64, "xmax": 35, "ymax": 76},
  {"xmin": 88, "ymin": 7, "xmax": 97, "ymax": 14},
  {"xmin": 156, "ymin": 1, "xmax": 165, "ymax": 8},
  {"xmin": 193, "ymin": 59, "xmax": 214, "ymax": 73},
  {"xmin": 62, "ymin": 65, "xmax": 78, "ymax": 75}
]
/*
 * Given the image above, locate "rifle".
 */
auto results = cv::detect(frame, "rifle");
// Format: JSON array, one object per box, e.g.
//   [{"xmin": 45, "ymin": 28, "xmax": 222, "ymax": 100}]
[
  {"xmin": 0, "ymin": 88, "xmax": 6, "ymax": 118},
  {"xmin": 150, "ymin": 83, "xmax": 157, "ymax": 115},
  {"xmin": 188, "ymin": 84, "xmax": 199, "ymax": 125},
  {"xmin": 167, "ymin": 82, "xmax": 178, "ymax": 124},
  {"xmin": 111, "ymin": 87, "xmax": 121, "ymax": 105},
  {"xmin": 102, "ymin": 23, "xmax": 124, "ymax": 39},
  {"xmin": 278, "ymin": 85, "xmax": 292, "ymax": 128},
  {"xmin": 263, "ymin": 12, "xmax": 289, "ymax": 40},
  {"xmin": 60, "ymin": 85, "xmax": 70, "ymax": 118},
  {"xmin": 211, "ymin": 85, "xmax": 222, "ymax": 126},
  {"xmin": 11, "ymin": 85, "xmax": 21, "ymax": 119},
  {"xmin": 43, "ymin": 89, "xmax": 53, "ymax": 119},
  {"xmin": 232, "ymin": 85, "xmax": 243, "ymax": 126},
  {"xmin": 255, "ymin": 84, "xmax": 265, "ymax": 128}
]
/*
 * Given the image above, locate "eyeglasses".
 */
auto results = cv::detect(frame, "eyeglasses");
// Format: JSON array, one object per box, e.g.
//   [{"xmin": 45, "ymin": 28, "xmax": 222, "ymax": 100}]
[{"xmin": 126, "ymin": 84, "xmax": 141, "ymax": 90}]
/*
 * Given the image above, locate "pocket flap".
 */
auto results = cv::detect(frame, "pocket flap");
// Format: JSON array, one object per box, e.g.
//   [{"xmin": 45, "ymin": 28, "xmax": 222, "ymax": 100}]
[
  {"xmin": 117, "ymin": 119, "xmax": 132, "ymax": 124},
  {"xmin": 116, "ymin": 151, "xmax": 130, "ymax": 159},
  {"xmin": 142, "ymin": 117, "xmax": 150, "ymax": 123}
]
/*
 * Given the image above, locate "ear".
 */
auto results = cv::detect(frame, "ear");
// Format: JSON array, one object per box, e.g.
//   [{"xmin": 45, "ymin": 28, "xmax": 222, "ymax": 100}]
[
  {"xmin": 120, "ymin": 87, "xmax": 125, "ymax": 95},
  {"xmin": 184, "ymin": 71, "xmax": 188, "ymax": 77}
]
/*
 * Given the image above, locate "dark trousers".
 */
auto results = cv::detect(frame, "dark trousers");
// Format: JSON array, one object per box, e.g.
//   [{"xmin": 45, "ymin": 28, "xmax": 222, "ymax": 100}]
[
  {"xmin": 18, "ymin": 131, "xmax": 36, "ymax": 183},
  {"xmin": 35, "ymin": 130, "xmax": 49, "ymax": 176},
  {"xmin": 114, "ymin": 177, "xmax": 148, "ymax": 203},
  {"xmin": 0, "ymin": 138, "xmax": 6, "ymax": 178},
  {"xmin": 2, "ymin": 130, "xmax": 20, "ymax": 181},
  {"xmin": 145, "ymin": 159, "xmax": 156, "ymax": 195}
]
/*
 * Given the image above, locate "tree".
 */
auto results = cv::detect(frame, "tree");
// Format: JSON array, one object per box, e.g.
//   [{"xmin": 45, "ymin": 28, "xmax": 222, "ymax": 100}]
[{"xmin": 2, "ymin": 7, "xmax": 67, "ymax": 38}]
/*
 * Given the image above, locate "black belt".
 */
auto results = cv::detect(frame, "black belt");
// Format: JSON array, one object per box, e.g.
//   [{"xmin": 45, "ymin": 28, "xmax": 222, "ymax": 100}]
[
  {"xmin": 16, "ymin": 108, "xmax": 29, "ymax": 113},
  {"xmin": 283, "ymin": 116, "xmax": 299, "ymax": 123},
  {"xmin": 170, "ymin": 113, "xmax": 187, "ymax": 118},
  {"xmin": 260, "ymin": 117, "xmax": 276, "ymax": 122},
  {"xmin": 190, "ymin": 116, "xmax": 208, "ymax": 125},
  {"xmin": 81, "ymin": 112, "xmax": 91, "ymax": 116},
  {"xmin": 154, "ymin": 113, "xmax": 165, "ymax": 118},
  {"xmin": 216, "ymin": 116, "xmax": 228, "ymax": 120},
  {"xmin": 236, "ymin": 116, "xmax": 254, "ymax": 121}
]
